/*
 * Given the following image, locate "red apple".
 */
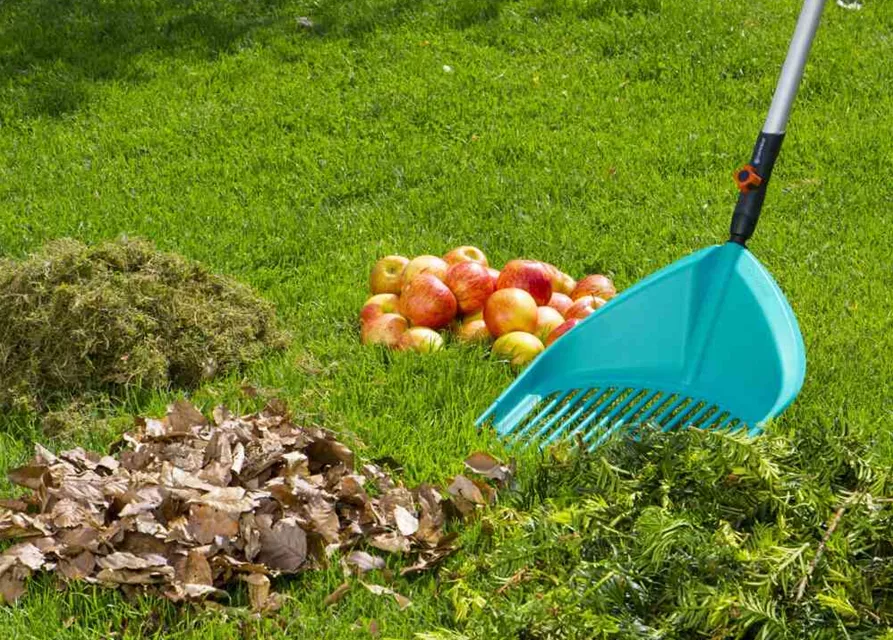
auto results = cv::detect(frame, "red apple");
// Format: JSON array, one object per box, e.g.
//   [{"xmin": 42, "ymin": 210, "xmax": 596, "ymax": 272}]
[
  {"xmin": 540, "ymin": 262, "xmax": 559, "ymax": 290},
  {"xmin": 369, "ymin": 255, "xmax": 410, "ymax": 295},
  {"xmin": 540, "ymin": 262, "xmax": 559, "ymax": 280},
  {"xmin": 540, "ymin": 262, "xmax": 576, "ymax": 296},
  {"xmin": 403, "ymin": 255, "xmax": 449, "ymax": 283},
  {"xmin": 492, "ymin": 331, "xmax": 544, "ymax": 367},
  {"xmin": 398, "ymin": 327, "xmax": 444, "ymax": 353},
  {"xmin": 554, "ymin": 271, "xmax": 577, "ymax": 296},
  {"xmin": 360, "ymin": 293, "xmax": 401, "ymax": 325},
  {"xmin": 483, "ymin": 288, "xmax": 538, "ymax": 337},
  {"xmin": 487, "ymin": 267, "xmax": 500, "ymax": 282},
  {"xmin": 547, "ymin": 292, "xmax": 573, "ymax": 316},
  {"xmin": 361, "ymin": 313, "xmax": 407, "ymax": 348},
  {"xmin": 535, "ymin": 306, "xmax": 565, "ymax": 341},
  {"xmin": 444, "ymin": 262, "xmax": 495, "ymax": 314},
  {"xmin": 572, "ymin": 274, "xmax": 616, "ymax": 301},
  {"xmin": 456, "ymin": 318, "xmax": 491, "ymax": 343},
  {"xmin": 399, "ymin": 274, "xmax": 457, "ymax": 329},
  {"xmin": 565, "ymin": 295, "xmax": 606, "ymax": 320},
  {"xmin": 496, "ymin": 260, "xmax": 552, "ymax": 306},
  {"xmin": 444, "ymin": 245, "xmax": 488, "ymax": 267},
  {"xmin": 545, "ymin": 318, "xmax": 580, "ymax": 347}
]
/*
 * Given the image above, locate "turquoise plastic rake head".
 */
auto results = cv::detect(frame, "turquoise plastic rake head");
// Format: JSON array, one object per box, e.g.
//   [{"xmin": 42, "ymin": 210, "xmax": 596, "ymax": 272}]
[{"xmin": 477, "ymin": 0, "xmax": 824, "ymax": 448}]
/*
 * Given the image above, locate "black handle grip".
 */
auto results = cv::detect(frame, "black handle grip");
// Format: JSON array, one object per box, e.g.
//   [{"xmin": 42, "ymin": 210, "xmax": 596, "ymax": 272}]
[{"xmin": 729, "ymin": 132, "xmax": 785, "ymax": 245}]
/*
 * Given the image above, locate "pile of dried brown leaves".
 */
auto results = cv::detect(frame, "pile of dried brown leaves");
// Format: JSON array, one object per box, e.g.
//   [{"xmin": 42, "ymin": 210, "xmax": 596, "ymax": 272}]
[{"xmin": 0, "ymin": 400, "xmax": 511, "ymax": 610}]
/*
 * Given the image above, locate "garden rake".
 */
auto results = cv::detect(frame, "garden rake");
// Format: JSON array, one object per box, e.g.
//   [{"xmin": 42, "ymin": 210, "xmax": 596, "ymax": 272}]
[{"xmin": 477, "ymin": 0, "xmax": 825, "ymax": 449}]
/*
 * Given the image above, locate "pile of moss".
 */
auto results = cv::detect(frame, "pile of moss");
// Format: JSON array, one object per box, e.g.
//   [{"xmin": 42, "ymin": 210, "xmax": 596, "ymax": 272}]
[
  {"xmin": 0, "ymin": 237, "xmax": 289, "ymax": 411},
  {"xmin": 433, "ymin": 426, "xmax": 893, "ymax": 639}
]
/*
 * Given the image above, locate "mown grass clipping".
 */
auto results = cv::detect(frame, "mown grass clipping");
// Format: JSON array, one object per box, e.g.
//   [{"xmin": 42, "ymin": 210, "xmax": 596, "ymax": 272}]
[{"xmin": 0, "ymin": 237, "xmax": 289, "ymax": 411}]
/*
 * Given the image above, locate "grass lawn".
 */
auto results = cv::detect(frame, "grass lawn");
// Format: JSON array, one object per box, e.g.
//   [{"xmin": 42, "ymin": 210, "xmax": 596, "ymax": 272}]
[{"xmin": 1, "ymin": 0, "xmax": 892, "ymax": 637}]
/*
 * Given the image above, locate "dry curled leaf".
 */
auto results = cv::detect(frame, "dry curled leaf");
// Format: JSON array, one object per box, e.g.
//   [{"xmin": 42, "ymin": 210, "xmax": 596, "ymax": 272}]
[
  {"xmin": 189, "ymin": 487, "xmax": 256, "ymax": 514},
  {"xmin": 324, "ymin": 581, "xmax": 351, "ymax": 606},
  {"xmin": 7, "ymin": 465, "xmax": 48, "ymax": 491},
  {"xmin": 1, "ymin": 543, "xmax": 46, "ymax": 571},
  {"xmin": 97, "ymin": 552, "xmax": 168, "ymax": 571},
  {"xmin": 393, "ymin": 505, "xmax": 419, "ymax": 537},
  {"xmin": 346, "ymin": 551, "xmax": 386, "ymax": 574},
  {"xmin": 306, "ymin": 439, "xmax": 354, "ymax": 471},
  {"xmin": 243, "ymin": 572, "xmax": 271, "ymax": 610},
  {"xmin": 447, "ymin": 475, "xmax": 490, "ymax": 516},
  {"xmin": 361, "ymin": 581, "xmax": 412, "ymax": 610},
  {"xmin": 168, "ymin": 400, "xmax": 208, "ymax": 434},
  {"xmin": 180, "ymin": 550, "xmax": 213, "ymax": 586},
  {"xmin": 58, "ymin": 551, "xmax": 95, "ymax": 581},
  {"xmin": 257, "ymin": 517, "xmax": 307, "ymax": 572},
  {"xmin": 0, "ymin": 567, "xmax": 29, "ymax": 604},
  {"xmin": 368, "ymin": 532, "xmax": 412, "ymax": 555},
  {"xmin": 415, "ymin": 484, "xmax": 445, "ymax": 544},
  {"xmin": 307, "ymin": 496, "xmax": 340, "ymax": 544},
  {"xmin": 463, "ymin": 452, "xmax": 513, "ymax": 485},
  {"xmin": 187, "ymin": 504, "xmax": 240, "ymax": 545}
]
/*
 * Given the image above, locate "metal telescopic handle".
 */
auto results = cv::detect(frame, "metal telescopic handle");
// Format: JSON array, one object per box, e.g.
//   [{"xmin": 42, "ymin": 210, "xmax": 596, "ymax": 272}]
[
  {"xmin": 763, "ymin": 0, "xmax": 826, "ymax": 134},
  {"xmin": 729, "ymin": 0, "xmax": 826, "ymax": 245}
]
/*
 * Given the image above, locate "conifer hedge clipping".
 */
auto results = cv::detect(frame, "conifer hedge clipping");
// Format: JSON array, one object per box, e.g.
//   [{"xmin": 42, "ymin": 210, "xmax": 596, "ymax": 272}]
[{"xmin": 434, "ymin": 426, "xmax": 893, "ymax": 639}]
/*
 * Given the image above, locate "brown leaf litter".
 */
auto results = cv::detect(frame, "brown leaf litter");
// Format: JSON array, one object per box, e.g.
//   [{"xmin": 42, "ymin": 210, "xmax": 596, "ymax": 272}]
[{"xmin": 0, "ymin": 401, "xmax": 507, "ymax": 608}]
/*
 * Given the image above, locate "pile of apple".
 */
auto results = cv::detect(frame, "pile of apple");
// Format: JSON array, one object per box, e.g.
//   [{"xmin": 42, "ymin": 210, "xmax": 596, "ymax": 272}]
[{"xmin": 360, "ymin": 246, "xmax": 616, "ymax": 366}]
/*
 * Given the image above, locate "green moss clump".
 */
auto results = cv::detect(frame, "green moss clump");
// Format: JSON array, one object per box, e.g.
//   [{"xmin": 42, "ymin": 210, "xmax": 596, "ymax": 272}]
[{"xmin": 0, "ymin": 237, "xmax": 289, "ymax": 411}]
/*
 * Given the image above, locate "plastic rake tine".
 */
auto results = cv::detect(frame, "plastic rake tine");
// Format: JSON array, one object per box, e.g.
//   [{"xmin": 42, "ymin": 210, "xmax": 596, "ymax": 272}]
[
  {"xmin": 526, "ymin": 389, "xmax": 589, "ymax": 443},
  {"xmin": 584, "ymin": 389, "xmax": 663, "ymax": 449},
  {"xmin": 662, "ymin": 400, "xmax": 705, "ymax": 432},
  {"xmin": 501, "ymin": 391, "xmax": 571, "ymax": 439},
  {"xmin": 580, "ymin": 390, "xmax": 645, "ymax": 445},
  {"xmin": 542, "ymin": 388, "xmax": 611, "ymax": 446},
  {"xmin": 584, "ymin": 391, "xmax": 671, "ymax": 442},
  {"xmin": 568, "ymin": 387, "xmax": 628, "ymax": 442}
]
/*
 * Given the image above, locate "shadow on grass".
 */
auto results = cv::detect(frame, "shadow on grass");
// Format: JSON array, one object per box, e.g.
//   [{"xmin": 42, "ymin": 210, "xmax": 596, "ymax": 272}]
[
  {"xmin": 308, "ymin": 0, "xmax": 659, "ymax": 35},
  {"xmin": 308, "ymin": 0, "xmax": 506, "ymax": 35},
  {"xmin": 0, "ymin": 0, "xmax": 291, "ymax": 120},
  {"xmin": 0, "ymin": 0, "xmax": 660, "ymax": 121}
]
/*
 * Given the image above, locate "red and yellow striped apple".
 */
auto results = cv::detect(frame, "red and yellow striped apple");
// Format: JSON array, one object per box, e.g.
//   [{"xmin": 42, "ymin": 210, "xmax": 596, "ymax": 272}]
[
  {"xmin": 496, "ymin": 260, "xmax": 552, "ymax": 306},
  {"xmin": 554, "ymin": 271, "xmax": 576, "ymax": 296},
  {"xmin": 535, "ymin": 306, "xmax": 565, "ymax": 341},
  {"xmin": 545, "ymin": 318, "xmax": 580, "ymax": 346},
  {"xmin": 398, "ymin": 327, "xmax": 444, "ymax": 353},
  {"xmin": 547, "ymin": 292, "xmax": 573, "ymax": 316},
  {"xmin": 403, "ymin": 255, "xmax": 449, "ymax": 283},
  {"xmin": 444, "ymin": 245, "xmax": 488, "ymax": 267},
  {"xmin": 399, "ymin": 274, "xmax": 457, "ymax": 329},
  {"xmin": 444, "ymin": 262, "xmax": 495, "ymax": 315},
  {"xmin": 492, "ymin": 331, "xmax": 544, "ymax": 367},
  {"xmin": 369, "ymin": 255, "xmax": 410, "ymax": 295},
  {"xmin": 565, "ymin": 295, "xmax": 606, "ymax": 321},
  {"xmin": 361, "ymin": 313, "xmax": 407, "ymax": 347},
  {"xmin": 572, "ymin": 274, "xmax": 616, "ymax": 301},
  {"xmin": 483, "ymin": 288, "xmax": 538, "ymax": 337},
  {"xmin": 360, "ymin": 293, "xmax": 401, "ymax": 325},
  {"xmin": 456, "ymin": 316, "xmax": 491, "ymax": 343}
]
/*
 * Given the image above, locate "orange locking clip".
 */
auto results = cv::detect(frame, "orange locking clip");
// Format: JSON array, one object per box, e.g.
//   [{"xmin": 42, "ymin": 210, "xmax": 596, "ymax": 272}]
[{"xmin": 734, "ymin": 164, "xmax": 763, "ymax": 193}]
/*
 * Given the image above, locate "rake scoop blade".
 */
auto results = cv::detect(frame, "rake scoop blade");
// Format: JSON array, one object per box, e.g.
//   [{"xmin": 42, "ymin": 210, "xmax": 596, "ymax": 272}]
[{"xmin": 476, "ymin": 243, "xmax": 805, "ymax": 449}]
